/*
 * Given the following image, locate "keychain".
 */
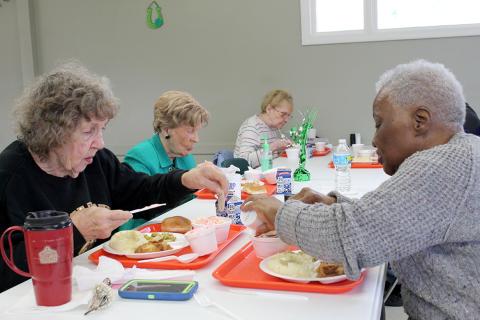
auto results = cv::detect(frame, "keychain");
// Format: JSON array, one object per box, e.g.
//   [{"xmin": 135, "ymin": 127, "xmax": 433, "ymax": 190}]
[{"xmin": 84, "ymin": 278, "xmax": 114, "ymax": 315}]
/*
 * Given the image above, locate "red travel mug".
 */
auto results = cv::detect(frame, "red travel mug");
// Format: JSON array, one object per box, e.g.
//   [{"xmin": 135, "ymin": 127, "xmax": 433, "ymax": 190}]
[{"xmin": 0, "ymin": 211, "xmax": 73, "ymax": 306}]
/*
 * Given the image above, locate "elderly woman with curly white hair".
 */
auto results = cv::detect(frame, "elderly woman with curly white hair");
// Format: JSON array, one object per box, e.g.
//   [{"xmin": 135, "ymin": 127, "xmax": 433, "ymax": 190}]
[
  {"xmin": 243, "ymin": 60, "xmax": 480, "ymax": 320},
  {"xmin": 0, "ymin": 62, "xmax": 227, "ymax": 292}
]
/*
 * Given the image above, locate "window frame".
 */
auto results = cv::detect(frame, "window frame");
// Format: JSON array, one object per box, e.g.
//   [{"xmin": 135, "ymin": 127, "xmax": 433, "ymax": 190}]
[{"xmin": 300, "ymin": 0, "xmax": 480, "ymax": 45}]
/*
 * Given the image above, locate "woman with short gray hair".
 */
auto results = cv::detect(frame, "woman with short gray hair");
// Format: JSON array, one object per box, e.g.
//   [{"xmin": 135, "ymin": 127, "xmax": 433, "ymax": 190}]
[
  {"xmin": 0, "ymin": 62, "xmax": 227, "ymax": 293},
  {"xmin": 243, "ymin": 60, "xmax": 480, "ymax": 319}
]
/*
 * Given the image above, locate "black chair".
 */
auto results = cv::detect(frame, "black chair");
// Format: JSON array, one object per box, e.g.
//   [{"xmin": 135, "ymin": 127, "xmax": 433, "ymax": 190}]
[
  {"xmin": 221, "ymin": 158, "xmax": 249, "ymax": 175},
  {"xmin": 464, "ymin": 103, "xmax": 480, "ymax": 136}
]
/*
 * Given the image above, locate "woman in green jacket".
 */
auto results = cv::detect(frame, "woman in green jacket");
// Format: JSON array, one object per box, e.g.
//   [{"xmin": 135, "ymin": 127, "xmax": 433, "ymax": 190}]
[{"xmin": 123, "ymin": 91, "xmax": 209, "ymax": 228}]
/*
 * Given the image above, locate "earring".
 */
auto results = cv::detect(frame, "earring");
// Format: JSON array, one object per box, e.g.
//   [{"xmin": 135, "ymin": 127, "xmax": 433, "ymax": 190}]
[{"xmin": 165, "ymin": 134, "xmax": 170, "ymax": 139}]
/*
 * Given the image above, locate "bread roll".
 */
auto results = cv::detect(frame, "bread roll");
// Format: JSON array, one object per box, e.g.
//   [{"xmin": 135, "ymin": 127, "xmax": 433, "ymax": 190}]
[
  {"xmin": 161, "ymin": 216, "xmax": 192, "ymax": 234},
  {"xmin": 242, "ymin": 182, "xmax": 267, "ymax": 194},
  {"xmin": 109, "ymin": 230, "xmax": 148, "ymax": 253}
]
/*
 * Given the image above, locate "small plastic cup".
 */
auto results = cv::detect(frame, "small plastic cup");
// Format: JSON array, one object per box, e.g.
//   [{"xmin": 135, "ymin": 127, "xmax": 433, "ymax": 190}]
[
  {"xmin": 285, "ymin": 148, "xmax": 299, "ymax": 162},
  {"xmin": 240, "ymin": 211, "xmax": 265, "ymax": 232},
  {"xmin": 263, "ymin": 168, "xmax": 278, "ymax": 184},
  {"xmin": 192, "ymin": 216, "xmax": 232, "ymax": 244},
  {"xmin": 185, "ymin": 226, "xmax": 218, "ymax": 256},
  {"xmin": 251, "ymin": 235, "xmax": 288, "ymax": 259},
  {"xmin": 315, "ymin": 141, "xmax": 326, "ymax": 152}
]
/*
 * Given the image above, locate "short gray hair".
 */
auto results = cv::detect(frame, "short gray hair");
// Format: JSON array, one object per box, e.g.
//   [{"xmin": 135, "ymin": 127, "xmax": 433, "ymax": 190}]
[
  {"xmin": 375, "ymin": 59, "xmax": 465, "ymax": 130},
  {"xmin": 14, "ymin": 61, "xmax": 118, "ymax": 160}
]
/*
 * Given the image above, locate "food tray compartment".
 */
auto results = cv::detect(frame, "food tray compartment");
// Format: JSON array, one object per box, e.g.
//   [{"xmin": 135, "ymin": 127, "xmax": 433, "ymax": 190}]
[
  {"xmin": 88, "ymin": 224, "xmax": 246, "ymax": 269},
  {"xmin": 212, "ymin": 242, "xmax": 365, "ymax": 294}
]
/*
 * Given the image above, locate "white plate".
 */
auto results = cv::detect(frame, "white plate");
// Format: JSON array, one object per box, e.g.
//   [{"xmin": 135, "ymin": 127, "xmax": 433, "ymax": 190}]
[
  {"xmin": 103, "ymin": 232, "xmax": 189, "ymax": 259},
  {"xmin": 259, "ymin": 256, "xmax": 348, "ymax": 284}
]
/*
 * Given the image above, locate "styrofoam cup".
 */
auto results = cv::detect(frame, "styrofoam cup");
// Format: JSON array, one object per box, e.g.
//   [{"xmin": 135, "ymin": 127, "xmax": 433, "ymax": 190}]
[
  {"xmin": 252, "ymin": 236, "xmax": 289, "ymax": 259},
  {"xmin": 185, "ymin": 226, "xmax": 218, "ymax": 256},
  {"xmin": 240, "ymin": 211, "xmax": 265, "ymax": 231},
  {"xmin": 315, "ymin": 141, "xmax": 326, "ymax": 152},
  {"xmin": 192, "ymin": 216, "xmax": 232, "ymax": 244},
  {"xmin": 285, "ymin": 148, "xmax": 299, "ymax": 161}
]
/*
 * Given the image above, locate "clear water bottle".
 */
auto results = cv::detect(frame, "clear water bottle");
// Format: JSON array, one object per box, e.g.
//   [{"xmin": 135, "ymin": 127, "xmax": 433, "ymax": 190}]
[{"xmin": 333, "ymin": 138, "xmax": 352, "ymax": 192}]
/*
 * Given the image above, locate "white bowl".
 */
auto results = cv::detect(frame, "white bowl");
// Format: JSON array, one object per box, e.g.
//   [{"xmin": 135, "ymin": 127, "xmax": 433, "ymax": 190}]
[
  {"xmin": 185, "ymin": 226, "xmax": 218, "ymax": 256},
  {"xmin": 192, "ymin": 216, "xmax": 232, "ymax": 244},
  {"xmin": 252, "ymin": 235, "xmax": 289, "ymax": 259}
]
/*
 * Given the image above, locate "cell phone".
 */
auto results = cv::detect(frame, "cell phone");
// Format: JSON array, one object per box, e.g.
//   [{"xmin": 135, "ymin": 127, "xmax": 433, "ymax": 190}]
[{"xmin": 118, "ymin": 280, "xmax": 198, "ymax": 301}]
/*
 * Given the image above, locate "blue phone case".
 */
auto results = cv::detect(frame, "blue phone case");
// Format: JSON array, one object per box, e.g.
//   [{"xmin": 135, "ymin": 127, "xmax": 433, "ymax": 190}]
[{"xmin": 118, "ymin": 280, "xmax": 198, "ymax": 301}]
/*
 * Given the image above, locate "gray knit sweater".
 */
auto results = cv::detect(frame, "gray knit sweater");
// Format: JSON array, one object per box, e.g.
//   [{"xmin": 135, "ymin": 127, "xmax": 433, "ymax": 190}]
[{"xmin": 276, "ymin": 133, "xmax": 480, "ymax": 320}]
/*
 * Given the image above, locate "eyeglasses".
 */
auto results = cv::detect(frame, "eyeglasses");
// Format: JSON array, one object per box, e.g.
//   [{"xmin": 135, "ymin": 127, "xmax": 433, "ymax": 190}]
[{"xmin": 273, "ymin": 108, "xmax": 293, "ymax": 119}]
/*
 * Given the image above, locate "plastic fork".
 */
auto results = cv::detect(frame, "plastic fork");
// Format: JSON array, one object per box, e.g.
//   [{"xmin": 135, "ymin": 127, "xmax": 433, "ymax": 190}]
[{"xmin": 194, "ymin": 291, "xmax": 242, "ymax": 320}]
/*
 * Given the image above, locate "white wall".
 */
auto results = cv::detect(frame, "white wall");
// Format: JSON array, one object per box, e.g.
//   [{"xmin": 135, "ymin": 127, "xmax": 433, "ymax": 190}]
[
  {"xmin": 2, "ymin": 0, "xmax": 480, "ymax": 159},
  {"xmin": 0, "ymin": 0, "xmax": 24, "ymax": 149}
]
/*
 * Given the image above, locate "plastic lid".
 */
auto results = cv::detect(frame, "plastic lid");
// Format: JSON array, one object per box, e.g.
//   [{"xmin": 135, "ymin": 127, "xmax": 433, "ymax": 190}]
[
  {"xmin": 263, "ymin": 137, "xmax": 270, "ymax": 151},
  {"xmin": 24, "ymin": 210, "xmax": 71, "ymax": 230}
]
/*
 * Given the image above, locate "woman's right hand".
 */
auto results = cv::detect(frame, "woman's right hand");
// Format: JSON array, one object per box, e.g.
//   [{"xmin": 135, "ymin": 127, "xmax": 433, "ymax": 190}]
[
  {"xmin": 71, "ymin": 207, "xmax": 132, "ymax": 241},
  {"xmin": 270, "ymin": 138, "xmax": 292, "ymax": 152}
]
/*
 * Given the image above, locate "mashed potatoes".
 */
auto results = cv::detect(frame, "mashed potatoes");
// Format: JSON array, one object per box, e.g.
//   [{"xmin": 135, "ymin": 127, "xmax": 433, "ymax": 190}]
[
  {"xmin": 109, "ymin": 230, "xmax": 148, "ymax": 253},
  {"xmin": 267, "ymin": 251, "xmax": 316, "ymax": 278}
]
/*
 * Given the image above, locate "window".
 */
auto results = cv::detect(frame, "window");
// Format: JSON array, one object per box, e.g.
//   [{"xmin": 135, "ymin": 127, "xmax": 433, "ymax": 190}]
[{"xmin": 301, "ymin": 0, "xmax": 480, "ymax": 45}]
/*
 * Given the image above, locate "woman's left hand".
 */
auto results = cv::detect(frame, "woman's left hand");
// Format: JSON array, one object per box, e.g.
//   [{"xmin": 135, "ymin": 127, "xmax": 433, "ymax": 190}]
[
  {"xmin": 181, "ymin": 161, "xmax": 228, "ymax": 196},
  {"xmin": 290, "ymin": 187, "xmax": 336, "ymax": 205}
]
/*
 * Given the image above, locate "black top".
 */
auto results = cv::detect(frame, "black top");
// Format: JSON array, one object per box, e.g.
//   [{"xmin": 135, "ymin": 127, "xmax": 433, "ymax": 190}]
[
  {"xmin": 464, "ymin": 103, "xmax": 480, "ymax": 136},
  {"xmin": 0, "ymin": 141, "xmax": 194, "ymax": 292}
]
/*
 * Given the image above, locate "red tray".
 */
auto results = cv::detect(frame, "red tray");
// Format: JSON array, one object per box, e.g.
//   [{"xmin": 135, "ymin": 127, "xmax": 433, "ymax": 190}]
[
  {"xmin": 212, "ymin": 242, "xmax": 365, "ymax": 294},
  {"xmin": 328, "ymin": 160, "xmax": 383, "ymax": 169},
  {"xmin": 88, "ymin": 224, "xmax": 246, "ymax": 269},
  {"xmin": 281, "ymin": 147, "xmax": 331, "ymax": 158},
  {"xmin": 195, "ymin": 184, "xmax": 277, "ymax": 200}
]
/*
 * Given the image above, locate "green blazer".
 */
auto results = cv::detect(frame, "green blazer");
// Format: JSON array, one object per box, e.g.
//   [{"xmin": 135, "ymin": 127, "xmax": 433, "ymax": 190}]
[
  {"xmin": 124, "ymin": 134, "xmax": 196, "ymax": 174},
  {"xmin": 121, "ymin": 134, "xmax": 196, "ymax": 230}
]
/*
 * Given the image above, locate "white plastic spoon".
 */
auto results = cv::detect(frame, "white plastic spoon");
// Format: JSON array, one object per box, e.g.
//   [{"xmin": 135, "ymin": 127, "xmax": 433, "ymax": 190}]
[{"xmin": 138, "ymin": 253, "xmax": 199, "ymax": 264}]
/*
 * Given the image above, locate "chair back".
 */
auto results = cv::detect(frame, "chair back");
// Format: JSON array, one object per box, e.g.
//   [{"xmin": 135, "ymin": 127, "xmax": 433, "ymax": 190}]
[
  {"xmin": 221, "ymin": 158, "xmax": 249, "ymax": 175},
  {"xmin": 212, "ymin": 149, "xmax": 234, "ymax": 166}
]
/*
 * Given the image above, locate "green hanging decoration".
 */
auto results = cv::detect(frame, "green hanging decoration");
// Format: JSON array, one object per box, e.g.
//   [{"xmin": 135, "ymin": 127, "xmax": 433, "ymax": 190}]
[
  {"xmin": 146, "ymin": 1, "xmax": 164, "ymax": 29},
  {"xmin": 292, "ymin": 109, "xmax": 317, "ymax": 182}
]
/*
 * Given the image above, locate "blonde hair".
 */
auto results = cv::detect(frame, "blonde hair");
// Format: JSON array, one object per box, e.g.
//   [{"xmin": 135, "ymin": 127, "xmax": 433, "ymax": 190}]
[
  {"xmin": 14, "ymin": 62, "xmax": 118, "ymax": 160},
  {"xmin": 260, "ymin": 89, "xmax": 293, "ymax": 113},
  {"xmin": 153, "ymin": 91, "xmax": 209, "ymax": 133}
]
